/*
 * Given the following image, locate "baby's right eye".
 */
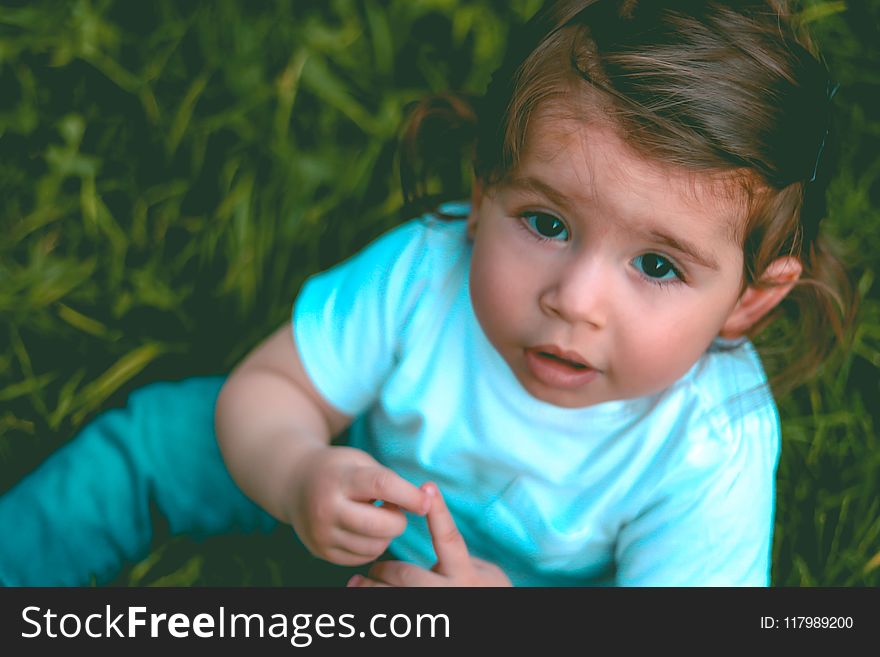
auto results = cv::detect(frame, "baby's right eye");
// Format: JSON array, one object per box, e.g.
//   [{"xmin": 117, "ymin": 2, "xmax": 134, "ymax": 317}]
[{"xmin": 523, "ymin": 212, "xmax": 569, "ymax": 241}]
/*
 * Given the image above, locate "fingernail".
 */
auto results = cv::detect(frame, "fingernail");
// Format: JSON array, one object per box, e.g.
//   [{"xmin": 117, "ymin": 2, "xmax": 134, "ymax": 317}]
[
  {"xmin": 347, "ymin": 574, "xmax": 363, "ymax": 587},
  {"xmin": 421, "ymin": 483, "xmax": 435, "ymax": 514}
]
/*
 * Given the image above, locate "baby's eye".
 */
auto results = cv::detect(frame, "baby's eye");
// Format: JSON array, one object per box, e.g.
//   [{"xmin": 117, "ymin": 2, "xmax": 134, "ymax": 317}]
[
  {"xmin": 633, "ymin": 253, "xmax": 680, "ymax": 281},
  {"xmin": 523, "ymin": 212, "xmax": 569, "ymax": 241}
]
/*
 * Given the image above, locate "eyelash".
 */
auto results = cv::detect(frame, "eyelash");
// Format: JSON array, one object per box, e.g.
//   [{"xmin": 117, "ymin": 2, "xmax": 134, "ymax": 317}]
[
  {"xmin": 517, "ymin": 211, "xmax": 569, "ymax": 243},
  {"xmin": 516, "ymin": 210, "xmax": 688, "ymax": 288},
  {"xmin": 638, "ymin": 261, "xmax": 685, "ymax": 288}
]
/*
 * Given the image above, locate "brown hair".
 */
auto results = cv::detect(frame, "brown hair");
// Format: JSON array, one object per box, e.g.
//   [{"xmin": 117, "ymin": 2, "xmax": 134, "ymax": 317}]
[{"xmin": 400, "ymin": 0, "xmax": 853, "ymax": 389}]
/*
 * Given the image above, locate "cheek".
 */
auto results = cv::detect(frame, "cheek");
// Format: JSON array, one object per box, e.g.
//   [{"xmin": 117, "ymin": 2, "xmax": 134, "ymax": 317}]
[
  {"xmin": 615, "ymin": 336, "xmax": 702, "ymax": 396},
  {"xmin": 469, "ymin": 242, "xmax": 528, "ymax": 339},
  {"xmin": 618, "ymin": 301, "xmax": 732, "ymax": 383}
]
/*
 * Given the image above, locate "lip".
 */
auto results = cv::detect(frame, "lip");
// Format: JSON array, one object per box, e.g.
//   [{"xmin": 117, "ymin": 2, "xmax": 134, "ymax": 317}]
[
  {"xmin": 530, "ymin": 345, "xmax": 593, "ymax": 368},
  {"xmin": 524, "ymin": 345, "xmax": 600, "ymax": 390}
]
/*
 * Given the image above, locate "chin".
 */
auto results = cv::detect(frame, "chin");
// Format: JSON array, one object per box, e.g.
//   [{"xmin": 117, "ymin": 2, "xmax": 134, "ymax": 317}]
[{"xmin": 521, "ymin": 380, "xmax": 602, "ymax": 409}]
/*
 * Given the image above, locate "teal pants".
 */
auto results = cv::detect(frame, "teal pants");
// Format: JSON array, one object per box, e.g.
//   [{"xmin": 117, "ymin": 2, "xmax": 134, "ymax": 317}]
[{"xmin": 0, "ymin": 377, "xmax": 280, "ymax": 585}]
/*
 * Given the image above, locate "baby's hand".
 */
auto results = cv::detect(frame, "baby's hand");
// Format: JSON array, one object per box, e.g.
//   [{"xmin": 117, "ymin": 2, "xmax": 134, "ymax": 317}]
[
  {"xmin": 289, "ymin": 446, "xmax": 430, "ymax": 566},
  {"xmin": 348, "ymin": 482, "xmax": 513, "ymax": 587}
]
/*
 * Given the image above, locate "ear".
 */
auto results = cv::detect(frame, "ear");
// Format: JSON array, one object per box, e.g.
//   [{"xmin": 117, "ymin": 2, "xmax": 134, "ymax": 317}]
[
  {"xmin": 466, "ymin": 179, "xmax": 483, "ymax": 240},
  {"xmin": 720, "ymin": 256, "xmax": 802, "ymax": 339}
]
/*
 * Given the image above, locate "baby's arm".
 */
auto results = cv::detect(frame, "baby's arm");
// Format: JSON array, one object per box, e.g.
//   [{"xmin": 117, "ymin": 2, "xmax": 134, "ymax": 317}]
[{"xmin": 215, "ymin": 322, "xmax": 429, "ymax": 566}]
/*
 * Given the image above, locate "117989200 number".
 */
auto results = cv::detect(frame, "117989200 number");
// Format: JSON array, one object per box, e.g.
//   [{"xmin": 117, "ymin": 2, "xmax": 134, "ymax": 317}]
[{"xmin": 761, "ymin": 616, "xmax": 854, "ymax": 630}]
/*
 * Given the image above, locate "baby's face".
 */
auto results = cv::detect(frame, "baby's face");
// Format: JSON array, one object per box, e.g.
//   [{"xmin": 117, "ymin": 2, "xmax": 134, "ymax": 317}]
[{"xmin": 467, "ymin": 112, "xmax": 749, "ymax": 408}]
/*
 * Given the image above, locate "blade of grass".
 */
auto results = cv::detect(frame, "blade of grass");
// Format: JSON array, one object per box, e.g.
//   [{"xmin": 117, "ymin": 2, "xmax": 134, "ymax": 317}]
[
  {"xmin": 167, "ymin": 71, "xmax": 211, "ymax": 157},
  {"xmin": 72, "ymin": 342, "xmax": 168, "ymax": 425}
]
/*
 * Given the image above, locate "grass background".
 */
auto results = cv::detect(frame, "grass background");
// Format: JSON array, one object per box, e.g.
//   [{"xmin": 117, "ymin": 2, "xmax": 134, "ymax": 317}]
[{"xmin": 1, "ymin": 0, "xmax": 877, "ymax": 586}]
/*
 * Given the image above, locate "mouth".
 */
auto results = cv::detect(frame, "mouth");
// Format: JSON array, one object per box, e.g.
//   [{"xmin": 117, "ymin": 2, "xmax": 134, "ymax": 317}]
[
  {"xmin": 530, "ymin": 345, "xmax": 595, "ymax": 371},
  {"xmin": 524, "ymin": 346, "xmax": 600, "ymax": 391},
  {"xmin": 536, "ymin": 351, "xmax": 589, "ymax": 370}
]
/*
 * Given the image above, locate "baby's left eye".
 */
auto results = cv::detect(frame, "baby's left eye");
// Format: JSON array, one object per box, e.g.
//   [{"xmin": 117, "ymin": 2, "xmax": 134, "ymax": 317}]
[
  {"xmin": 633, "ymin": 253, "xmax": 680, "ymax": 281},
  {"xmin": 523, "ymin": 212, "xmax": 569, "ymax": 241}
]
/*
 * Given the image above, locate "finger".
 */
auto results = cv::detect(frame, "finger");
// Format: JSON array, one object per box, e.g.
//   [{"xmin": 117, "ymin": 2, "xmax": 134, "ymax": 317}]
[
  {"xmin": 338, "ymin": 503, "xmax": 407, "ymax": 539},
  {"xmin": 423, "ymin": 482, "xmax": 471, "ymax": 576},
  {"xmin": 367, "ymin": 560, "xmax": 446, "ymax": 587},
  {"xmin": 322, "ymin": 546, "xmax": 379, "ymax": 567},
  {"xmin": 349, "ymin": 466, "xmax": 430, "ymax": 516},
  {"xmin": 347, "ymin": 575, "xmax": 390, "ymax": 588},
  {"xmin": 472, "ymin": 557, "xmax": 495, "ymax": 573},
  {"xmin": 329, "ymin": 528, "xmax": 392, "ymax": 560}
]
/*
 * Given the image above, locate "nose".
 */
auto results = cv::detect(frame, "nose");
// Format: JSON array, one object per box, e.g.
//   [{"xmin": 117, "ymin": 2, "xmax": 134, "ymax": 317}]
[{"xmin": 539, "ymin": 254, "xmax": 608, "ymax": 328}]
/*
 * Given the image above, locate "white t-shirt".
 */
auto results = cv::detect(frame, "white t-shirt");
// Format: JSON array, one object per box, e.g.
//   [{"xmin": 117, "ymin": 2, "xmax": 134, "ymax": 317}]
[{"xmin": 292, "ymin": 209, "xmax": 781, "ymax": 586}]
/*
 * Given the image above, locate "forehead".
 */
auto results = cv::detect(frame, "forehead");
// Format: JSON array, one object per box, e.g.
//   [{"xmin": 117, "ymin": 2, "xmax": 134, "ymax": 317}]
[{"xmin": 512, "ymin": 108, "xmax": 749, "ymax": 244}]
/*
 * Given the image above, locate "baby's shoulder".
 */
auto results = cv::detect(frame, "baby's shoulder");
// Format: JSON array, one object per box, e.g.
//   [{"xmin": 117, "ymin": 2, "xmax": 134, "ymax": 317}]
[
  {"xmin": 386, "ymin": 208, "xmax": 471, "ymax": 293},
  {"xmin": 374, "ymin": 206, "xmax": 468, "ymax": 266},
  {"xmin": 341, "ymin": 209, "xmax": 469, "ymax": 297},
  {"xmin": 672, "ymin": 339, "xmax": 780, "ymax": 448},
  {"xmin": 637, "ymin": 341, "xmax": 780, "ymax": 500},
  {"xmin": 414, "ymin": 205, "xmax": 471, "ymax": 258}
]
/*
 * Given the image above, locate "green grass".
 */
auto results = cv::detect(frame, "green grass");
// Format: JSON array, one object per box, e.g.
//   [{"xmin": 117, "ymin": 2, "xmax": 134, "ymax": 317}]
[{"xmin": 1, "ymin": 0, "xmax": 877, "ymax": 586}]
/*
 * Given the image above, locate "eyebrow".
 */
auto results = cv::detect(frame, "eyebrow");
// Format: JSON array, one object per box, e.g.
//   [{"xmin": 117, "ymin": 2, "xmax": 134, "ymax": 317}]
[
  {"xmin": 506, "ymin": 175, "xmax": 577, "ymax": 211},
  {"xmin": 505, "ymin": 175, "xmax": 721, "ymax": 271},
  {"xmin": 644, "ymin": 230, "xmax": 720, "ymax": 271}
]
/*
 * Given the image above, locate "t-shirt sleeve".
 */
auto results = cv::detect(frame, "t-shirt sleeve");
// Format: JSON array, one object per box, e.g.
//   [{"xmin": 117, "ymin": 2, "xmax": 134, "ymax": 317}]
[
  {"xmin": 614, "ymin": 399, "xmax": 781, "ymax": 586},
  {"xmin": 292, "ymin": 220, "xmax": 430, "ymax": 416}
]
